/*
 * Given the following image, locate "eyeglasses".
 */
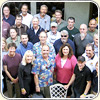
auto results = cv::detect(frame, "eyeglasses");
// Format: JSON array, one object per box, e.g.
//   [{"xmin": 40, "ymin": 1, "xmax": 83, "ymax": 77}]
[{"xmin": 61, "ymin": 35, "xmax": 67, "ymax": 37}]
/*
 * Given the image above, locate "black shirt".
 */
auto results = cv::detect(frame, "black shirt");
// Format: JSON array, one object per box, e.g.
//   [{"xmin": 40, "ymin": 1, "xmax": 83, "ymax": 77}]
[{"xmin": 74, "ymin": 64, "xmax": 91, "ymax": 95}]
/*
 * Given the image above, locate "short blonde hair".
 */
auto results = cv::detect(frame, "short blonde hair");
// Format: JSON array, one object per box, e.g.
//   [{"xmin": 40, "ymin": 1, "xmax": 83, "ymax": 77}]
[
  {"xmin": 2, "ymin": 37, "xmax": 8, "ymax": 51},
  {"xmin": 22, "ymin": 50, "xmax": 35, "ymax": 66}
]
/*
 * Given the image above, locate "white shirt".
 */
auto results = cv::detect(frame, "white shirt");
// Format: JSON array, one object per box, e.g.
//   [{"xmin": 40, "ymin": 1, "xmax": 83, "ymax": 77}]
[
  {"xmin": 82, "ymin": 53, "xmax": 98, "ymax": 72},
  {"xmin": 47, "ymin": 31, "xmax": 61, "ymax": 44},
  {"xmin": 61, "ymin": 59, "xmax": 67, "ymax": 68},
  {"xmin": 20, "ymin": 13, "xmax": 33, "ymax": 28}
]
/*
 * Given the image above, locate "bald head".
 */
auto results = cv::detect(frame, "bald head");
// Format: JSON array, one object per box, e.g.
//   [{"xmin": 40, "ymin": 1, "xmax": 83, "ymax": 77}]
[
  {"xmin": 89, "ymin": 19, "xmax": 97, "ymax": 31},
  {"xmin": 79, "ymin": 24, "xmax": 87, "ymax": 35}
]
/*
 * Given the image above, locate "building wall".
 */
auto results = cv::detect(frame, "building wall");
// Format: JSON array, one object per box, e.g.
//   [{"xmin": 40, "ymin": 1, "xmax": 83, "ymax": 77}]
[{"xmin": 64, "ymin": 2, "xmax": 90, "ymax": 29}]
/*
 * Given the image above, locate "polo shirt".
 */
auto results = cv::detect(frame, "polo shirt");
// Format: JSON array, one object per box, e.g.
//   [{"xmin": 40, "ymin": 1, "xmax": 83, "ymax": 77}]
[
  {"xmin": 16, "ymin": 42, "xmax": 33, "ymax": 57},
  {"xmin": 53, "ymin": 38, "xmax": 75, "ymax": 54},
  {"xmin": 82, "ymin": 53, "xmax": 97, "ymax": 72},
  {"xmin": 2, "ymin": 20, "xmax": 10, "ymax": 39},
  {"xmin": 74, "ymin": 64, "xmax": 91, "ymax": 95},
  {"xmin": 87, "ymin": 28, "xmax": 98, "ymax": 37},
  {"xmin": 47, "ymin": 31, "xmax": 61, "ymax": 44},
  {"xmin": 27, "ymin": 26, "xmax": 44, "ymax": 44},
  {"xmin": 34, "ymin": 13, "xmax": 50, "ymax": 31},
  {"xmin": 3, "ymin": 14, "xmax": 15, "ymax": 26},
  {"xmin": 73, "ymin": 33, "xmax": 93, "ymax": 58},
  {"xmin": 6, "ymin": 36, "xmax": 21, "ymax": 47},
  {"xmin": 20, "ymin": 13, "xmax": 33, "ymax": 28},
  {"xmin": 53, "ymin": 19, "xmax": 67, "ymax": 31},
  {"xmin": 60, "ymin": 26, "xmax": 79, "ymax": 40}
]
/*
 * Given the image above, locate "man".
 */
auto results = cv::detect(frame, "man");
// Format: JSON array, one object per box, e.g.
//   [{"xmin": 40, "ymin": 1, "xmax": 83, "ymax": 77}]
[
  {"xmin": 60, "ymin": 17, "xmax": 79, "ymax": 40},
  {"xmin": 34, "ymin": 5, "xmax": 50, "ymax": 32},
  {"xmin": 12, "ymin": 14, "xmax": 28, "ymax": 37},
  {"xmin": 33, "ymin": 31, "xmax": 56, "ymax": 58},
  {"xmin": 16, "ymin": 33, "xmax": 33, "ymax": 57},
  {"xmin": 32, "ymin": 45, "xmax": 55, "ymax": 98},
  {"xmin": 3, "ymin": 43, "xmax": 22, "ymax": 97},
  {"xmin": 92, "ymin": 33, "xmax": 98, "ymax": 57},
  {"xmin": 87, "ymin": 19, "xmax": 98, "ymax": 37},
  {"xmin": 2, "ymin": 18, "xmax": 10, "ymax": 39},
  {"xmin": 82, "ymin": 43, "xmax": 98, "ymax": 72},
  {"xmin": 47, "ymin": 22, "xmax": 61, "ymax": 44},
  {"xmin": 20, "ymin": 4, "xmax": 33, "ymax": 28},
  {"xmin": 27, "ymin": 17, "xmax": 44, "ymax": 45},
  {"xmin": 3, "ymin": 6, "xmax": 15, "ymax": 26},
  {"xmin": 53, "ymin": 10, "xmax": 67, "ymax": 31},
  {"xmin": 64, "ymin": 56, "xmax": 91, "ymax": 98},
  {"xmin": 73, "ymin": 24, "xmax": 93, "ymax": 58},
  {"xmin": 6, "ymin": 27, "xmax": 21, "ymax": 47},
  {"xmin": 53, "ymin": 30, "xmax": 75, "ymax": 54}
]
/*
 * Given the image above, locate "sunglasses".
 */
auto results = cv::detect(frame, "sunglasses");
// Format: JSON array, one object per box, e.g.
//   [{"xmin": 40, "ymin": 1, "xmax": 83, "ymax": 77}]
[{"xmin": 61, "ymin": 35, "xmax": 67, "ymax": 37}]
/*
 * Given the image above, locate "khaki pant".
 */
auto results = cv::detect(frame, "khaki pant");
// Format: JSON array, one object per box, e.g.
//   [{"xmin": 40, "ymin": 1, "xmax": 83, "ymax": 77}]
[
  {"xmin": 40, "ymin": 86, "xmax": 50, "ymax": 98},
  {"xmin": 6, "ymin": 79, "xmax": 21, "ymax": 98}
]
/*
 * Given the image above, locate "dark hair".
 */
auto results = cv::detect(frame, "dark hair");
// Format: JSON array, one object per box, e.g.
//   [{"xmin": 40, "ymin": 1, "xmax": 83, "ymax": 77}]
[
  {"xmin": 16, "ymin": 14, "xmax": 22, "ymax": 19},
  {"xmin": 21, "ymin": 33, "xmax": 28, "ymax": 37},
  {"xmin": 8, "ymin": 43, "xmax": 17, "ymax": 49},
  {"xmin": 86, "ymin": 43, "xmax": 94, "ymax": 51},
  {"xmin": 10, "ymin": 27, "xmax": 17, "ymax": 32},
  {"xmin": 21, "ymin": 4, "xmax": 28, "ymax": 9},
  {"xmin": 67, "ymin": 17, "xmax": 75, "ymax": 22},
  {"xmin": 59, "ymin": 43, "xmax": 73, "ymax": 59},
  {"xmin": 3, "ymin": 5, "xmax": 10, "ymax": 11}
]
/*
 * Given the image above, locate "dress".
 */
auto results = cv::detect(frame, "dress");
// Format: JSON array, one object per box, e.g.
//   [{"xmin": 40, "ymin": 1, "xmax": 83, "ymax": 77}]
[{"xmin": 18, "ymin": 63, "xmax": 35, "ymax": 97}]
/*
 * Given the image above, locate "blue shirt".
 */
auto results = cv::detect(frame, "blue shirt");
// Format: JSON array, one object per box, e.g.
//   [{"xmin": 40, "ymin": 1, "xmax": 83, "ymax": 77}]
[
  {"xmin": 27, "ymin": 26, "xmax": 44, "ymax": 44},
  {"xmin": 34, "ymin": 13, "xmax": 50, "ymax": 31},
  {"xmin": 32, "ymin": 56, "xmax": 55, "ymax": 87},
  {"xmin": 53, "ymin": 38, "xmax": 75, "ymax": 54},
  {"xmin": 16, "ymin": 42, "xmax": 33, "ymax": 57},
  {"xmin": 3, "ymin": 14, "xmax": 15, "ymax": 26}
]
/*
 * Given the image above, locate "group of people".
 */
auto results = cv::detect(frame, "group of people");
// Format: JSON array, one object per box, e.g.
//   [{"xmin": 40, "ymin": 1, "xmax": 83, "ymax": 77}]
[{"xmin": 2, "ymin": 3, "xmax": 98, "ymax": 98}]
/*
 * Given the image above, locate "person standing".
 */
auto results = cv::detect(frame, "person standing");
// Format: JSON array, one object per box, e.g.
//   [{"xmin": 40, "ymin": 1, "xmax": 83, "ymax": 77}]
[
  {"xmin": 34, "ymin": 5, "xmax": 50, "ymax": 32},
  {"xmin": 20, "ymin": 4, "xmax": 33, "ymax": 28},
  {"xmin": 3, "ymin": 6, "xmax": 15, "ymax": 26},
  {"xmin": 54, "ymin": 43, "xmax": 77, "ymax": 97},
  {"xmin": 32, "ymin": 45, "xmax": 55, "ymax": 98},
  {"xmin": 60, "ymin": 17, "xmax": 79, "ymax": 40},
  {"xmin": 64, "ymin": 56, "xmax": 91, "ymax": 98},
  {"xmin": 3, "ymin": 43, "xmax": 22, "ymax": 98},
  {"xmin": 18, "ymin": 50, "xmax": 35, "ymax": 98}
]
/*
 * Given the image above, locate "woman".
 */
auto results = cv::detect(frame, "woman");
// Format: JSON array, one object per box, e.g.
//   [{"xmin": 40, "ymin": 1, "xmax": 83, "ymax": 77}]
[
  {"xmin": 54, "ymin": 43, "xmax": 77, "ymax": 97},
  {"xmin": 18, "ymin": 50, "xmax": 35, "ymax": 98},
  {"xmin": 2, "ymin": 38, "xmax": 8, "ymax": 92}
]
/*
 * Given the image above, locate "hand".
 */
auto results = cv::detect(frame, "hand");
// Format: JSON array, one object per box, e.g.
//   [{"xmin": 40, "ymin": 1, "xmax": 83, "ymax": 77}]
[
  {"xmin": 80, "ymin": 94, "xmax": 86, "ymax": 98},
  {"xmin": 21, "ymin": 88, "xmax": 27, "ymax": 95},
  {"xmin": 12, "ymin": 78, "xmax": 18, "ymax": 83},
  {"xmin": 64, "ymin": 85, "xmax": 69, "ymax": 90},
  {"xmin": 36, "ymin": 86, "xmax": 40, "ymax": 92}
]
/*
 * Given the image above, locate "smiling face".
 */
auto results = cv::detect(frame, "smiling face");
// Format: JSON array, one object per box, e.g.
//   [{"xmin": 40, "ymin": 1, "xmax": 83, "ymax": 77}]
[
  {"xmin": 55, "ymin": 12, "xmax": 62, "ymax": 21},
  {"xmin": 8, "ymin": 46, "xmax": 16, "ymax": 56},
  {"xmin": 32, "ymin": 17, "xmax": 39, "ymax": 28},
  {"xmin": 16, "ymin": 17, "xmax": 22, "ymax": 26},
  {"xmin": 10, "ymin": 29, "xmax": 17, "ymax": 39},
  {"xmin": 61, "ymin": 32, "xmax": 68, "ymax": 44},
  {"xmin": 42, "ymin": 45, "xmax": 49, "ymax": 58},
  {"xmin": 25, "ymin": 54, "xmax": 33, "ymax": 64},
  {"xmin": 62, "ymin": 46, "xmax": 69, "ymax": 57},
  {"xmin": 89, "ymin": 20, "xmax": 97, "ymax": 31},
  {"xmin": 86, "ymin": 46, "xmax": 94, "ymax": 58},
  {"xmin": 21, "ymin": 35, "xmax": 28, "ymax": 45},
  {"xmin": 39, "ymin": 32, "xmax": 47, "ymax": 44},
  {"xmin": 3, "ymin": 6, "xmax": 10, "ymax": 16},
  {"xmin": 79, "ymin": 24, "xmax": 87, "ymax": 35},
  {"xmin": 21, "ymin": 5, "xmax": 28, "ymax": 16}
]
